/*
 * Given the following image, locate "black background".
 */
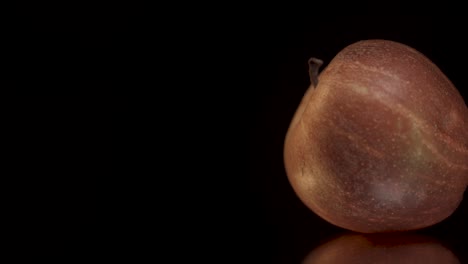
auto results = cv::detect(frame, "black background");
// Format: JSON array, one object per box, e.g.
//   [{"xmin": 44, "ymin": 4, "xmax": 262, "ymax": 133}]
[
  {"xmin": 26, "ymin": 11, "xmax": 467, "ymax": 262},
  {"xmin": 221, "ymin": 15, "xmax": 468, "ymax": 263}
]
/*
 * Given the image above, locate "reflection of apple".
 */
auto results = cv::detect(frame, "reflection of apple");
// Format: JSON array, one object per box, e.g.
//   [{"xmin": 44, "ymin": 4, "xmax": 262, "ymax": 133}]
[{"xmin": 303, "ymin": 233, "xmax": 459, "ymax": 264}]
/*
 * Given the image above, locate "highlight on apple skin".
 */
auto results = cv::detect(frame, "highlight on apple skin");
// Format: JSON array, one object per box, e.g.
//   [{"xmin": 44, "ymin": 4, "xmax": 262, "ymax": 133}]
[{"xmin": 284, "ymin": 39, "xmax": 468, "ymax": 233}]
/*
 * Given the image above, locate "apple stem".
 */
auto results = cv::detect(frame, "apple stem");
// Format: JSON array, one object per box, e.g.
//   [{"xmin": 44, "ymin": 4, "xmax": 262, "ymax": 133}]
[{"xmin": 308, "ymin": 58, "xmax": 323, "ymax": 88}]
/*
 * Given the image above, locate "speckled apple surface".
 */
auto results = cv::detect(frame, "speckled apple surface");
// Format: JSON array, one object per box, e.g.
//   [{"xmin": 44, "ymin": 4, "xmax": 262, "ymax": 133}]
[{"xmin": 284, "ymin": 40, "xmax": 468, "ymax": 233}]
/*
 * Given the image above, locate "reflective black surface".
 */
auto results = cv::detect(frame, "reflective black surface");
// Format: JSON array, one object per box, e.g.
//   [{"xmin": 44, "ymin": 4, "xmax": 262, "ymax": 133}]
[{"xmin": 303, "ymin": 232, "xmax": 460, "ymax": 264}]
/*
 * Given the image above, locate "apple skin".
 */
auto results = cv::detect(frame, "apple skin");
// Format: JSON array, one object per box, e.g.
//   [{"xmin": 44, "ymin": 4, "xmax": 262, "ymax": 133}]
[
  {"xmin": 302, "ymin": 233, "xmax": 460, "ymax": 264},
  {"xmin": 284, "ymin": 40, "xmax": 468, "ymax": 233}
]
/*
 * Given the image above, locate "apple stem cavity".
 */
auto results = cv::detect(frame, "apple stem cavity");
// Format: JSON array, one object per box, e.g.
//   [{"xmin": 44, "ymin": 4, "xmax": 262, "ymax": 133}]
[{"xmin": 308, "ymin": 57, "xmax": 323, "ymax": 88}]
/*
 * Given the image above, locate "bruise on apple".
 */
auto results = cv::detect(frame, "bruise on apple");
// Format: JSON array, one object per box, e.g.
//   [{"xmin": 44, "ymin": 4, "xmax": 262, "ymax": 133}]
[{"xmin": 284, "ymin": 40, "xmax": 468, "ymax": 233}]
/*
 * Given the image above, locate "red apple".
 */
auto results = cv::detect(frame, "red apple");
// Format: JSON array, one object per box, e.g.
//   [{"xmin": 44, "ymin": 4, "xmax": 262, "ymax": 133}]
[{"xmin": 284, "ymin": 40, "xmax": 468, "ymax": 232}]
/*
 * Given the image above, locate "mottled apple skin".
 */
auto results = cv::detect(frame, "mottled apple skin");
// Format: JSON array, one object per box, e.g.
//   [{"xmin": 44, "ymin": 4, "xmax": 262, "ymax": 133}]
[{"xmin": 284, "ymin": 40, "xmax": 468, "ymax": 233}]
